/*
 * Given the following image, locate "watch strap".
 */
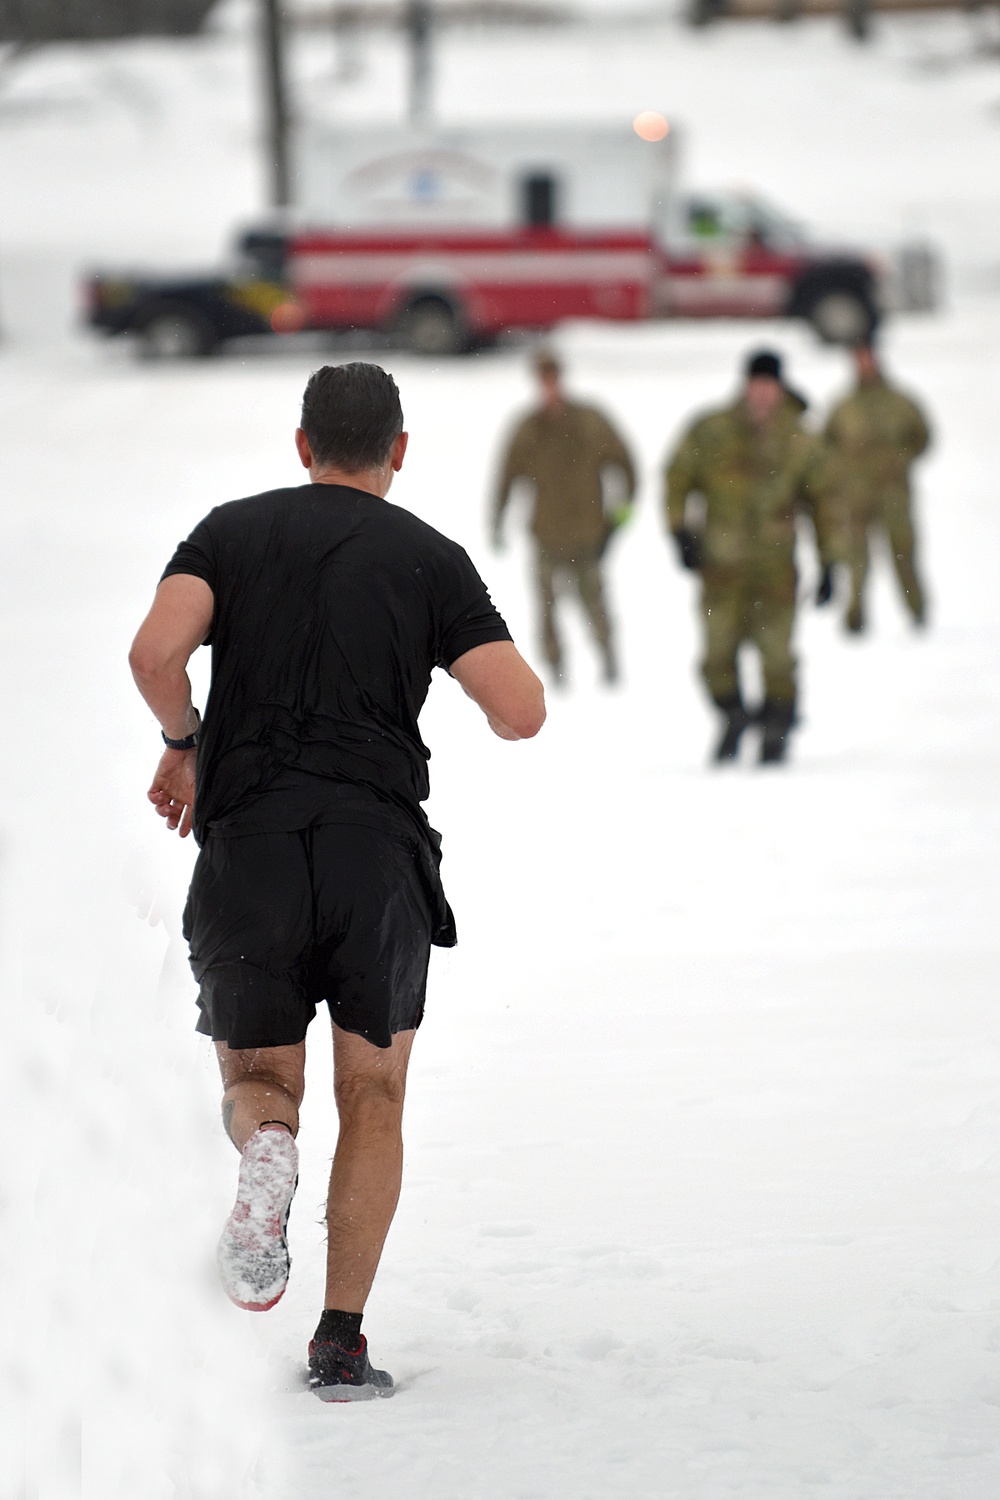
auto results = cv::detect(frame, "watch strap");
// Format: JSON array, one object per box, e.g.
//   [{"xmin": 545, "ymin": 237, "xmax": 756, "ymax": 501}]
[{"xmin": 162, "ymin": 709, "xmax": 201, "ymax": 751}]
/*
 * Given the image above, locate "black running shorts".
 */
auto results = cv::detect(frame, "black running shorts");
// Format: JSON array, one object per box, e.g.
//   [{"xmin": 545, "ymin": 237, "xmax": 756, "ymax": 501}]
[{"xmin": 183, "ymin": 823, "xmax": 433, "ymax": 1051}]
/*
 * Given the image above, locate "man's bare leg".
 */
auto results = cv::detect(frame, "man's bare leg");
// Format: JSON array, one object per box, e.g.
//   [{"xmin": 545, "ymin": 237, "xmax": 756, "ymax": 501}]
[
  {"xmin": 215, "ymin": 1041, "xmax": 306, "ymax": 1148},
  {"xmin": 214, "ymin": 1042, "xmax": 306, "ymax": 1311},
  {"xmin": 325, "ymin": 1027, "xmax": 415, "ymax": 1313}
]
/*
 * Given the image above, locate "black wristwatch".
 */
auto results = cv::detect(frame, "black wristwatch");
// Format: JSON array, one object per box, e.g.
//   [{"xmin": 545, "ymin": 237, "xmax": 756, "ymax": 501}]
[{"xmin": 162, "ymin": 709, "xmax": 201, "ymax": 751}]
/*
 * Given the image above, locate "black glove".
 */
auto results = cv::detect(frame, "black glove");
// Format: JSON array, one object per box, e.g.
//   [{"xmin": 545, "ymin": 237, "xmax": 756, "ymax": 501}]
[
  {"xmin": 815, "ymin": 563, "xmax": 834, "ymax": 606},
  {"xmin": 672, "ymin": 528, "xmax": 702, "ymax": 572}
]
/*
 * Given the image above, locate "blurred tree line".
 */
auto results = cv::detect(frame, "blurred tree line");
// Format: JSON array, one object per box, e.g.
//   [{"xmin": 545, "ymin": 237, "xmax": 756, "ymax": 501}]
[{"xmin": 0, "ymin": 0, "xmax": 218, "ymax": 41}]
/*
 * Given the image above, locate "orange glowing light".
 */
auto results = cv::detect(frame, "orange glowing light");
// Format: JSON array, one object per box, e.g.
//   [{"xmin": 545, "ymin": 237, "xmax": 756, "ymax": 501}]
[
  {"xmin": 633, "ymin": 112, "xmax": 670, "ymax": 143},
  {"xmin": 271, "ymin": 301, "xmax": 306, "ymax": 334}
]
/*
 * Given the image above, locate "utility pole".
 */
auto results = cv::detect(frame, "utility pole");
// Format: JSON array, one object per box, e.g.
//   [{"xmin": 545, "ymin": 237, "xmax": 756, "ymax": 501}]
[
  {"xmin": 260, "ymin": 0, "xmax": 291, "ymax": 208},
  {"xmin": 406, "ymin": 0, "xmax": 432, "ymax": 126}
]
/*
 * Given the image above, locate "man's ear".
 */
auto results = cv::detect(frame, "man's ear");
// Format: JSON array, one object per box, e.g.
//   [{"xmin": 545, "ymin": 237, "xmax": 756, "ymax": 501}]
[
  {"xmin": 294, "ymin": 427, "xmax": 313, "ymax": 470},
  {"xmin": 390, "ymin": 431, "xmax": 409, "ymax": 473}
]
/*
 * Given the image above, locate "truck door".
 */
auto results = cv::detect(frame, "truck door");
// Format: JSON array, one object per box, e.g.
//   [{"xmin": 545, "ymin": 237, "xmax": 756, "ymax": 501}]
[{"xmin": 661, "ymin": 195, "xmax": 791, "ymax": 317}]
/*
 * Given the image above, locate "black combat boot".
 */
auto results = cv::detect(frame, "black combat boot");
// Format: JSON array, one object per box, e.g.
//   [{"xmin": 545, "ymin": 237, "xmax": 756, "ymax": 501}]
[
  {"xmin": 758, "ymin": 699, "xmax": 796, "ymax": 765},
  {"xmin": 712, "ymin": 694, "xmax": 751, "ymax": 763}
]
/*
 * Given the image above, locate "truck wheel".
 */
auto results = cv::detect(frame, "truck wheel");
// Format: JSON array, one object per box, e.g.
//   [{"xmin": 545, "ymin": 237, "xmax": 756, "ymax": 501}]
[
  {"xmin": 396, "ymin": 297, "xmax": 464, "ymax": 356},
  {"xmin": 805, "ymin": 288, "xmax": 875, "ymax": 345},
  {"xmin": 136, "ymin": 304, "xmax": 218, "ymax": 360}
]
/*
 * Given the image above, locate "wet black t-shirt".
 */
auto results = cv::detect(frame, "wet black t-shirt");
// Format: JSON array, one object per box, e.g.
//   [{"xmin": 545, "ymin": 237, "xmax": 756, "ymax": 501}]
[{"xmin": 162, "ymin": 483, "xmax": 511, "ymax": 941}]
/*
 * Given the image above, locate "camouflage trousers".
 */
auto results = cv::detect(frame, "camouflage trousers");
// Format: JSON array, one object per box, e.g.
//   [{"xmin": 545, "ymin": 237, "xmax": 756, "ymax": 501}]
[
  {"xmin": 836, "ymin": 489, "xmax": 925, "ymax": 627},
  {"xmin": 535, "ymin": 542, "xmax": 613, "ymax": 674},
  {"xmin": 700, "ymin": 573, "xmax": 797, "ymax": 706}
]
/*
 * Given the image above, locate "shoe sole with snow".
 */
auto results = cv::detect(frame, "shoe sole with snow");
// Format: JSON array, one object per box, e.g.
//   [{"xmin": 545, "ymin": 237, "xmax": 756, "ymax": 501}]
[{"xmin": 217, "ymin": 1127, "xmax": 299, "ymax": 1312}]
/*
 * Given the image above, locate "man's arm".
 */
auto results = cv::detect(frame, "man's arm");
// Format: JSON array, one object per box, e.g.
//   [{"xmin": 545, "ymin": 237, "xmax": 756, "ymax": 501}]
[
  {"xmin": 129, "ymin": 574, "xmax": 215, "ymax": 837},
  {"xmin": 596, "ymin": 413, "xmax": 637, "ymax": 504},
  {"xmin": 663, "ymin": 425, "xmax": 704, "ymax": 569},
  {"xmin": 449, "ymin": 641, "xmax": 546, "ymax": 741},
  {"xmin": 130, "ymin": 573, "xmax": 214, "ymax": 734},
  {"xmin": 792, "ymin": 434, "xmax": 839, "ymax": 602},
  {"xmin": 663, "ymin": 426, "xmax": 701, "ymax": 535},
  {"xmin": 900, "ymin": 396, "xmax": 931, "ymax": 461}
]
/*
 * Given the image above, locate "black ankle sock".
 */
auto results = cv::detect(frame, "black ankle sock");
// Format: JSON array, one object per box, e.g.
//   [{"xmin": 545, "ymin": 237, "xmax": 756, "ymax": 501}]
[{"xmin": 315, "ymin": 1309, "xmax": 363, "ymax": 1350}]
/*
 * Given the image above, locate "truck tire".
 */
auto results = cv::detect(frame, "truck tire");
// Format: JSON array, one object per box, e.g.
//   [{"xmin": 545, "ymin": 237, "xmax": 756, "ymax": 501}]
[
  {"xmin": 804, "ymin": 287, "xmax": 876, "ymax": 345},
  {"xmin": 395, "ymin": 297, "xmax": 465, "ymax": 356},
  {"xmin": 135, "ymin": 302, "xmax": 219, "ymax": 360}
]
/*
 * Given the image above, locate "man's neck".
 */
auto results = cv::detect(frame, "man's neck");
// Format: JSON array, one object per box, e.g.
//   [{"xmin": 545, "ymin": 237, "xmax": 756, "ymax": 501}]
[
  {"xmin": 309, "ymin": 464, "xmax": 391, "ymax": 498},
  {"xmin": 741, "ymin": 401, "xmax": 777, "ymax": 431}
]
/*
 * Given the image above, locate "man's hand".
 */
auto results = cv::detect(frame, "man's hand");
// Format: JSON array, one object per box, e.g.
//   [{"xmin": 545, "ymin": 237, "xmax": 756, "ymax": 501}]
[
  {"xmin": 815, "ymin": 563, "xmax": 835, "ymax": 606},
  {"xmin": 486, "ymin": 715, "xmax": 522, "ymax": 741},
  {"xmin": 148, "ymin": 748, "xmax": 197, "ymax": 838},
  {"xmin": 672, "ymin": 527, "xmax": 702, "ymax": 571},
  {"xmin": 598, "ymin": 502, "xmax": 634, "ymax": 558}
]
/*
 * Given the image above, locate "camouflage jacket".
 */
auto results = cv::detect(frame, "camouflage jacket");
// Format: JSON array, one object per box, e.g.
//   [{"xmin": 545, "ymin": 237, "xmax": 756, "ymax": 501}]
[
  {"xmin": 664, "ymin": 395, "xmax": 831, "ymax": 578},
  {"xmin": 493, "ymin": 400, "xmax": 636, "ymax": 550},
  {"xmin": 822, "ymin": 377, "xmax": 930, "ymax": 500}
]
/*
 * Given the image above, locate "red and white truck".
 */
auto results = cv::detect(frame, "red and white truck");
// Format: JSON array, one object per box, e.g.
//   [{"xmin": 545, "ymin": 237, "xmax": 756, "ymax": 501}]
[{"xmin": 86, "ymin": 119, "xmax": 935, "ymax": 357}]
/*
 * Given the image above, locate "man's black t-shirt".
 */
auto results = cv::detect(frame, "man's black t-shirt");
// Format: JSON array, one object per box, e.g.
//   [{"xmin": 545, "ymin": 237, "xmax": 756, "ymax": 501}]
[{"xmin": 162, "ymin": 483, "xmax": 511, "ymax": 943}]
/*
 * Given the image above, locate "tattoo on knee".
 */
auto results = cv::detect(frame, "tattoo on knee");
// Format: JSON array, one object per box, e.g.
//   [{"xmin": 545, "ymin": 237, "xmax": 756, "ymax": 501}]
[{"xmin": 222, "ymin": 1098, "xmax": 236, "ymax": 1145}]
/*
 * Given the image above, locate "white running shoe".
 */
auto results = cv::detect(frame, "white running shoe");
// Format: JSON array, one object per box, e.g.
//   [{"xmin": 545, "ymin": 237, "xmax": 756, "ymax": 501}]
[{"xmin": 217, "ymin": 1126, "xmax": 299, "ymax": 1312}]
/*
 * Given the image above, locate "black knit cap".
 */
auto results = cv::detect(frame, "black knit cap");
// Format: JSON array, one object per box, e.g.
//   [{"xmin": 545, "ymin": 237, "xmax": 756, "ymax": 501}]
[{"xmin": 745, "ymin": 349, "xmax": 782, "ymax": 381}]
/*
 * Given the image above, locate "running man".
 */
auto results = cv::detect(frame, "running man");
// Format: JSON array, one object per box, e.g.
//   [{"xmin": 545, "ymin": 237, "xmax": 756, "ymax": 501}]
[{"xmin": 129, "ymin": 363, "xmax": 545, "ymax": 1401}]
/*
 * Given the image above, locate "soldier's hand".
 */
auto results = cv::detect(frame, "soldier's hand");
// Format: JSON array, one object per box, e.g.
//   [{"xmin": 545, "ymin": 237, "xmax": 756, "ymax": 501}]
[
  {"xmin": 672, "ymin": 527, "xmax": 702, "ymax": 572},
  {"xmin": 815, "ymin": 563, "xmax": 835, "ymax": 606}
]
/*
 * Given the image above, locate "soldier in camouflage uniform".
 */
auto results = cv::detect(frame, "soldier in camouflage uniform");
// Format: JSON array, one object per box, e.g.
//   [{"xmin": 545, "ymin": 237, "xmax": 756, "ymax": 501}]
[
  {"xmin": 821, "ymin": 342, "xmax": 931, "ymax": 633},
  {"xmin": 492, "ymin": 352, "xmax": 636, "ymax": 685},
  {"xmin": 664, "ymin": 350, "xmax": 833, "ymax": 765}
]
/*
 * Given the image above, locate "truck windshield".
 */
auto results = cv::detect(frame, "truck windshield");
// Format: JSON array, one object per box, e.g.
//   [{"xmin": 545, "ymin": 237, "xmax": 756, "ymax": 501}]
[
  {"xmin": 676, "ymin": 194, "xmax": 807, "ymax": 251},
  {"xmin": 743, "ymin": 198, "xmax": 806, "ymax": 250}
]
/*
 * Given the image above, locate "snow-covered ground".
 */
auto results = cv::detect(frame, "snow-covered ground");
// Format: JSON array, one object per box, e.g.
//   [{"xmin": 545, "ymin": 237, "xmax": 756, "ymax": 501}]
[{"xmin": 2, "ymin": 7, "xmax": 999, "ymax": 1498}]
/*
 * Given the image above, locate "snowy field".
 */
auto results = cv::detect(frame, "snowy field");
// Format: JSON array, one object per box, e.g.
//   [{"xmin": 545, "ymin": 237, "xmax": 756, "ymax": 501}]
[{"xmin": 2, "ymin": 5, "xmax": 1000, "ymax": 1497}]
